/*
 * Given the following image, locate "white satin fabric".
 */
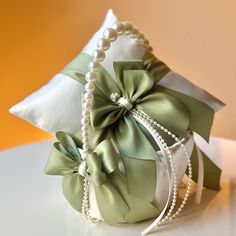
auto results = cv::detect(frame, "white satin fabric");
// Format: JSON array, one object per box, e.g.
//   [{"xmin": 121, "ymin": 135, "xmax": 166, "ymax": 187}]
[
  {"xmin": 158, "ymin": 71, "xmax": 225, "ymax": 112},
  {"xmin": 9, "ymin": 9, "xmax": 224, "ymax": 134},
  {"xmin": 9, "ymin": 74, "xmax": 84, "ymax": 134},
  {"xmin": 154, "ymin": 136, "xmax": 194, "ymax": 210}
]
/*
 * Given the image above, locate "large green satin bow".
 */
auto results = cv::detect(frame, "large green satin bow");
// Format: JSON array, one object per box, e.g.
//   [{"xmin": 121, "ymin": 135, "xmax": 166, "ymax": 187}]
[
  {"xmin": 62, "ymin": 52, "xmax": 215, "ymax": 142},
  {"xmin": 44, "ymin": 131, "xmax": 159, "ymax": 224},
  {"xmin": 62, "ymin": 52, "xmax": 221, "ymax": 191},
  {"xmin": 62, "ymin": 52, "xmax": 217, "ymax": 152}
]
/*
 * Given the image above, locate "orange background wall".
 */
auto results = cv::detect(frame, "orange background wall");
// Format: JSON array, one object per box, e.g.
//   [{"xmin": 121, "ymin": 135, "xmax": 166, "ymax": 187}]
[{"xmin": 1, "ymin": 0, "xmax": 236, "ymax": 150}]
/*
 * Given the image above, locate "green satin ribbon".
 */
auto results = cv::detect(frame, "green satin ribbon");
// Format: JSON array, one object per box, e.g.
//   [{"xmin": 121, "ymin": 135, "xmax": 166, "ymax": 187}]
[
  {"xmin": 62, "ymin": 52, "xmax": 215, "ymax": 141},
  {"xmin": 44, "ymin": 131, "xmax": 159, "ymax": 223},
  {"xmin": 62, "ymin": 53, "xmax": 218, "ymax": 174},
  {"xmin": 62, "ymin": 52, "xmax": 220, "ymax": 187}
]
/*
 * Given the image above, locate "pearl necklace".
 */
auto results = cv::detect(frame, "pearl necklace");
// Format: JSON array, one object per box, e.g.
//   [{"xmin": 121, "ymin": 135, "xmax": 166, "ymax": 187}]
[{"xmin": 80, "ymin": 21, "xmax": 193, "ymax": 234}]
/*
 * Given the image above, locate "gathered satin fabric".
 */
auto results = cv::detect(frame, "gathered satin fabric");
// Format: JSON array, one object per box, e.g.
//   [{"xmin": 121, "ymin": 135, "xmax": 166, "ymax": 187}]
[
  {"xmin": 45, "ymin": 132, "xmax": 159, "ymax": 224},
  {"xmin": 44, "ymin": 52, "xmax": 222, "ymax": 224}
]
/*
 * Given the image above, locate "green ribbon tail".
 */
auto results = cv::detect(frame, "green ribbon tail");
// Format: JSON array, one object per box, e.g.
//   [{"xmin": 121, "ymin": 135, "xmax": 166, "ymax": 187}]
[
  {"xmin": 62, "ymin": 174, "xmax": 84, "ymax": 212},
  {"xmin": 189, "ymin": 143, "xmax": 222, "ymax": 191},
  {"xmin": 94, "ymin": 180, "xmax": 130, "ymax": 224},
  {"xmin": 109, "ymin": 170, "xmax": 159, "ymax": 223},
  {"xmin": 113, "ymin": 115, "xmax": 158, "ymax": 202},
  {"xmin": 137, "ymin": 89, "xmax": 190, "ymax": 138},
  {"xmin": 154, "ymin": 86, "xmax": 215, "ymax": 142}
]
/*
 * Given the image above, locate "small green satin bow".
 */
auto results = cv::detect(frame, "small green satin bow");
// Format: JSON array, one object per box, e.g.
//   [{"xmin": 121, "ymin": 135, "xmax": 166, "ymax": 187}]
[{"xmin": 44, "ymin": 131, "xmax": 159, "ymax": 224}]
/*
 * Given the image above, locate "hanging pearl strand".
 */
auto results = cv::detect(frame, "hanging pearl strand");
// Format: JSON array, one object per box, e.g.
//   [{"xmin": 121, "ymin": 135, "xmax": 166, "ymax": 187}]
[
  {"xmin": 80, "ymin": 21, "xmax": 153, "ymax": 222},
  {"xmin": 131, "ymin": 109, "xmax": 178, "ymax": 224},
  {"xmin": 134, "ymin": 110, "xmax": 193, "ymax": 225}
]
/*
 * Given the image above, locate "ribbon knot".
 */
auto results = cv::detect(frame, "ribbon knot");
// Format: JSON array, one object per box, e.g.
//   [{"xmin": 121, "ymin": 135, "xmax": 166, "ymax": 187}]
[
  {"xmin": 86, "ymin": 153, "xmax": 107, "ymax": 186},
  {"xmin": 78, "ymin": 160, "xmax": 87, "ymax": 176},
  {"xmin": 110, "ymin": 93, "xmax": 133, "ymax": 111}
]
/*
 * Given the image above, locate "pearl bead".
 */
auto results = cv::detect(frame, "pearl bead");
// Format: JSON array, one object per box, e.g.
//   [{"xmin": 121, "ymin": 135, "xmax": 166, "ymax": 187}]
[
  {"xmin": 82, "ymin": 109, "xmax": 90, "ymax": 117},
  {"xmin": 112, "ymin": 22, "xmax": 125, "ymax": 35},
  {"xmin": 147, "ymin": 45, "xmax": 153, "ymax": 52},
  {"xmin": 82, "ymin": 143, "xmax": 89, "ymax": 148},
  {"xmin": 85, "ymin": 71, "xmax": 96, "ymax": 81},
  {"xmin": 143, "ymin": 39, "xmax": 150, "ymax": 46},
  {"xmin": 124, "ymin": 22, "xmax": 134, "ymax": 35},
  {"xmin": 103, "ymin": 28, "xmax": 118, "ymax": 42},
  {"xmin": 88, "ymin": 61, "xmax": 99, "ymax": 71},
  {"xmin": 97, "ymin": 38, "xmax": 110, "ymax": 51},
  {"xmin": 137, "ymin": 36, "xmax": 145, "ymax": 45},
  {"xmin": 82, "ymin": 136, "xmax": 89, "ymax": 144},
  {"xmin": 85, "ymin": 82, "xmax": 95, "ymax": 92},
  {"xmin": 81, "ymin": 125, "xmax": 88, "ymax": 132},
  {"xmin": 137, "ymin": 32, "xmax": 145, "ymax": 40},
  {"xmin": 150, "ymin": 127, "xmax": 155, "ymax": 132},
  {"xmin": 83, "ymin": 143, "xmax": 89, "ymax": 152},
  {"xmin": 83, "ymin": 101, "xmax": 92, "ymax": 109},
  {"xmin": 81, "ymin": 117, "xmax": 89, "ymax": 125},
  {"xmin": 83, "ymin": 93, "xmax": 94, "ymax": 101},
  {"xmin": 82, "ymin": 135, "xmax": 88, "ymax": 143},
  {"xmin": 92, "ymin": 49, "xmax": 105, "ymax": 62},
  {"xmin": 130, "ymin": 28, "xmax": 139, "ymax": 38}
]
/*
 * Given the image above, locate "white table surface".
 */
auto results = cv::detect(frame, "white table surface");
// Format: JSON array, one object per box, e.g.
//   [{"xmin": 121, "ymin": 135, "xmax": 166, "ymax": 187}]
[{"xmin": 0, "ymin": 137, "xmax": 235, "ymax": 236}]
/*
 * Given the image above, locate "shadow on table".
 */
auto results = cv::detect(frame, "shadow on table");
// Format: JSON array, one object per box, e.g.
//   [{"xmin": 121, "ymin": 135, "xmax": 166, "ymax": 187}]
[
  {"xmin": 64, "ymin": 185, "xmax": 229, "ymax": 236},
  {"xmin": 151, "ymin": 189, "xmax": 219, "ymax": 233}
]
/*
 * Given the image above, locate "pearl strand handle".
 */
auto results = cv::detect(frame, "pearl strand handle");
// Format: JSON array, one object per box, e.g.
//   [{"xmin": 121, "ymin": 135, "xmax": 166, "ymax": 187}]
[
  {"xmin": 80, "ymin": 21, "xmax": 153, "ymax": 221},
  {"xmin": 81, "ymin": 22, "xmax": 152, "ymax": 156}
]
